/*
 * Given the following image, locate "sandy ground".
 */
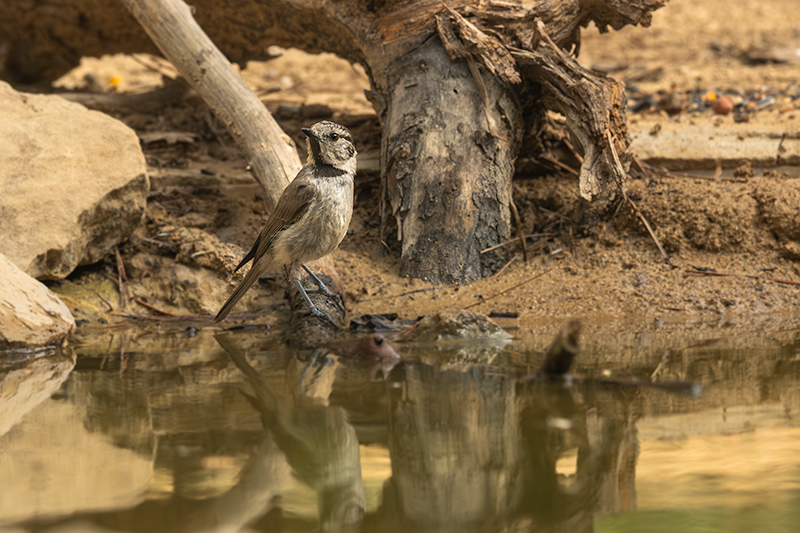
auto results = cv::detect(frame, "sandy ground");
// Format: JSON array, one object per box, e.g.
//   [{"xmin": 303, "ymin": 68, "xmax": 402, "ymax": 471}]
[{"xmin": 50, "ymin": 0, "xmax": 800, "ymax": 342}]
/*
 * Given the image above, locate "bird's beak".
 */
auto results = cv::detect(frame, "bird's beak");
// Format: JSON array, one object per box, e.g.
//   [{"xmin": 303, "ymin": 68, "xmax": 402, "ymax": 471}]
[{"xmin": 302, "ymin": 127, "xmax": 323, "ymax": 163}]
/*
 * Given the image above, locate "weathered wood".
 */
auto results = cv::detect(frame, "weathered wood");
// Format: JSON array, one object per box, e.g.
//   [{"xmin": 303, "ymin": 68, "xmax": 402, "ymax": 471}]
[
  {"xmin": 377, "ymin": 34, "xmax": 523, "ymax": 282},
  {"xmin": 512, "ymin": 19, "xmax": 631, "ymax": 219}
]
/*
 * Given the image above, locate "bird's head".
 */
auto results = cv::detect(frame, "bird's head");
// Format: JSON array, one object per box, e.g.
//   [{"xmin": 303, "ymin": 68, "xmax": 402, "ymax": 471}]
[{"xmin": 302, "ymin": 121, "xmax": 357, "ymax": 174}]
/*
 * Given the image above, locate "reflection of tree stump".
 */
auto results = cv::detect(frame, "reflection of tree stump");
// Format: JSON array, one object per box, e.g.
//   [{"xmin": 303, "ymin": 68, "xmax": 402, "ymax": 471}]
[
  {"xmin": 1, "ymin": 0, "xmax": 666, "ymax": 282},
  {"xmin": 382, "ymin": 365, "xmax": 524, "ymax": 528}
]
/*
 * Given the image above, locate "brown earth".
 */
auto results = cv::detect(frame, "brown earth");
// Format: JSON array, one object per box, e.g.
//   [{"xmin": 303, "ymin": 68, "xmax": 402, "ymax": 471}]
[{"xmin": 50, "ymin": 0, "xmax": 800, "ymax": 342}]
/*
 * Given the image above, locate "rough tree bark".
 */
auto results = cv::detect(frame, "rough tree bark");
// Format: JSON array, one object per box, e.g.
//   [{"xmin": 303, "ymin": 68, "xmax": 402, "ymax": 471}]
[
  {"xmin": 0, "ymin": 0, "xmax": 668, "ymax": 284},
  {"xmin": 377, "ymin": 34, "xmax": 523, "ymax": 282}
]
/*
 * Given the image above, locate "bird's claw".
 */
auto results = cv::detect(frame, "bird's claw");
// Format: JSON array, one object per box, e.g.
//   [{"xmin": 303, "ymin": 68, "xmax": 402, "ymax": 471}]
[
  {"xmin": 298, "ymin": 348, "xmax": 334, "ymax": 392},
  {"xmin": 301, "ymin": 264, "xmax": 346, "ymax": 313},
  {"xmin": 297, "ymin": 304, "xmax": 340, "ymax": 327},
  {"xmin": 304, "ymin": 287, "xmax": 346, "ymax": 313}
]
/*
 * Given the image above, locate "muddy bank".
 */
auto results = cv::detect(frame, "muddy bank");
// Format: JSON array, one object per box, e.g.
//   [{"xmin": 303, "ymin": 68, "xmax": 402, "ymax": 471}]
[{"xmin": 51, "ymin": 157, "xmax": 800, "ymax": 348}]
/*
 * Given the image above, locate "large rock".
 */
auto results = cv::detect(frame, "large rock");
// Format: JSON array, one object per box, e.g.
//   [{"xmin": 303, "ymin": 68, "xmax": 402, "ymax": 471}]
[
  {"xmin": 0, "ymin": 253, "xmax": 75, "ymax": 349},
  {"xmin": 0, "ymin": 81, "xmax": 148, "ymax": 279}
]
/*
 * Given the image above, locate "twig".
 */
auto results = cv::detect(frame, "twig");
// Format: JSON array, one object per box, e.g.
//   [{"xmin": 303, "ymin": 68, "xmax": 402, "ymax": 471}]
[
  {"xmin": 356, "ymin": 288, "xmax": 438, "ymax": 303},
  {"xmin": 465, "ymin": 54, "xmax": 501, "ymax": 139},
  {"xmin": 132, "ymin": 298, "xmax": 178, "ymax": 317},
  {"xmin": 649, "ymin": 349, "xmax": 671, "ymax": 381},
  {"xmin": 130, "ymin": 53, "xmax": 178, "ymax": 78},
  {"xmin": 491, "ymin": 255, "xmax": 517, "ymax": 279},
  {"xmin": 119, "ymin": 342, "xmax": 128, "ymax": 376},
  {"xmin": 100, "ymin": 335, "xmax": 113, "ymax": 370},
  {"xmin": 626, "ymin": 193, "xmax": 670, "ymax": 265},
  {"xmin": 537, "ymin": 206, "xmax": 572, "ymax": 221},
  {"xmin": 684, "ymin": 268, "xmax": 800, "ymax": 287},
  {"xmin": 767, "ymin": 277, "xmax": 800, "ymax": 287},
  {"xmin": 480, "ymin": 232, "xmax": 554, "ymax": 254},
  {"xmin": 137, "ymin": 236, "xmax": 175, "ymax": 248},
  {"xmin": 644, "ymin": 164, "xmax": 748, "ymax": 183},
  {"xmin": 509, "ymin": 199, "xmax": 528, "ymax": 262},
  {"xmin": 630, "ymin": 155, "xmax": 652, "ymax": 179},
  {"xmin": 777, "ymin": 132, "xmax": 787, "ymax": 165},
  {"xmin": 605, "ymin": 129, "xmax": 670, "ymax": 266},
  {"xmin": 464, "ymin": 267, "xmax": 553, "ymax": 310},
  {"xmin": 115, "ymin": 247, "xmax": 130, "ymax": 309},
  {"xmin": 563, "ymin": 138, "xmax": 584, "ymax": 164},
  {"xmin": 114, "ymin": 312, "xmax": 261, "ymax": 322},
  {"xmin": 95, "ymin": 292, "xmax": 114, "ymax": 312},
  {"xmin": 204, "ymin": 109, "xmax": 229, "ymax": 149},
  {"xmin": 539, "ymin": 154, "xmax": 579, "ymax": 176}
]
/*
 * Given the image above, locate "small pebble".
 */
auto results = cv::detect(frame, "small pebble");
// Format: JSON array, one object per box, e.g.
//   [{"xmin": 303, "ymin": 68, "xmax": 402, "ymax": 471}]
[{"xmin": 712, "ymin": 95, "xmax": 734, "ymax": 115}]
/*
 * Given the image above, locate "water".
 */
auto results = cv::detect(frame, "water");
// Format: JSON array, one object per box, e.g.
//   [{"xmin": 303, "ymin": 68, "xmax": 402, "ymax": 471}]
[{"xmin": 1, "ymin": 321, "xmax": 799, "ymax": 532}]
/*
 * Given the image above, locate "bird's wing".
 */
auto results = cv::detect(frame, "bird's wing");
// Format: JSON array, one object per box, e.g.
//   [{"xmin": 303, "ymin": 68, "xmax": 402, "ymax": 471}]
[{"xmin": 234, "ymin": 169, "xmax": 317, "ymax": 272}]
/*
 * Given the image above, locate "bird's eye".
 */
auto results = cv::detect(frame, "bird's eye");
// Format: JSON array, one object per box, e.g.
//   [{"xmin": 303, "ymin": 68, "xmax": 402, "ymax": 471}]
[
  {"xmin": 330, "ymin": 133, "xmax": 340, "ymax": 141},
  {"xmin": 374, "ymin": 336, "xmax": 384, "ymax": 346}
]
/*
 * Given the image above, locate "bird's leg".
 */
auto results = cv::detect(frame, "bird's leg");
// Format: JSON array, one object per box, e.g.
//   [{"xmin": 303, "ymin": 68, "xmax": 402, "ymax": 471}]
[
  {"xmin": 294, "ymin": 278, "xmax": 339, "ymax": 325},
  {"xmin": 301, "ymin": 263, "xmax": 346, "ymax": 313},
  {"xmin": 298, "ymin": 348, "xmax": 334, "ymax": 394}
]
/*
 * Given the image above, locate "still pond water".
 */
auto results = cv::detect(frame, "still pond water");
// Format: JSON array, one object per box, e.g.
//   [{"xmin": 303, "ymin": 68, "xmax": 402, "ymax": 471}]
[{"xmin": 1, "ymin": 319, "xmax": 799, "ymax": 533}]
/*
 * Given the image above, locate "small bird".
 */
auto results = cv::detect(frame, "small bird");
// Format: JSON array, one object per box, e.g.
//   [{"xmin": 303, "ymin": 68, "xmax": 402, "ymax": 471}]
[{"xmin": 214, "ymin": 121, "xmax": 357, "ymax": 323}]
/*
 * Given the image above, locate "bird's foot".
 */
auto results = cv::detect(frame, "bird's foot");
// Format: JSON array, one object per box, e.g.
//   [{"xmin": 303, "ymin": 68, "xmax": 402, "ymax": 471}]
[
  {"xmin": 298, "ymin": 348, "xmax": 334, "ymax": 392},
  {"xmin": 304, "ymin": 288, "xmax": 346, "ymax": 314},
  {"xmin": 294, "ymin": 277, "xmax": 342, "ymax": 326},
  {"xmin": 297, "ymin": 304, "xmax": 340, "ymax": 327},
  {"xmin": 301, "ymin": 264, "xmax": 346, "ymax": 313}
]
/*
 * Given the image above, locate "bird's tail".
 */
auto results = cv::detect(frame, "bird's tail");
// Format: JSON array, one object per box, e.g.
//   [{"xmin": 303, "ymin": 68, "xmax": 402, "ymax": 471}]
[{"xmin": 214, "ymin": 266, "xmax": 264, "ymax": 323}]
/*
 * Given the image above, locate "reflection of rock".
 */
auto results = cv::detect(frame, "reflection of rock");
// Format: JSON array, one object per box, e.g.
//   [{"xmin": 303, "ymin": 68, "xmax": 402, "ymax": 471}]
[
  {"xmin": 68, "ymin": 332, "xmax": 265, "ymax": 454},
  {"xmin": 403, "ymin": 311, "xmax": 512, "ymax": 368},
  {"xmin": 0, "ymin": 348, "xmax": 75, "ymax": 438},
  {"xmin": 0, "ymin": 398, "xmax": 152, "ymax": 525},
  {"xmin": 0, "ymin": 253, "xmax": 75, "ymax": 349},
  {"xmin": 411, "ymin": 311, "xmax": 513, "ymax": 342},
  {"xmin": 0, "ymin": 81, "xmax": 148, "ymax": 279}
]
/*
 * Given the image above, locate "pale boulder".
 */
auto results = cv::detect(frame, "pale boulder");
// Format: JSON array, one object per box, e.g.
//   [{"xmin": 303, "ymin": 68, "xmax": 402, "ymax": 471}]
[
  {"xmin": 0, "ymin": 81, "xmax": 148, "ymax": 279},
  {"xmin": 0, "ymin": 253, "xmax": 75, "ymax": 349}
]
